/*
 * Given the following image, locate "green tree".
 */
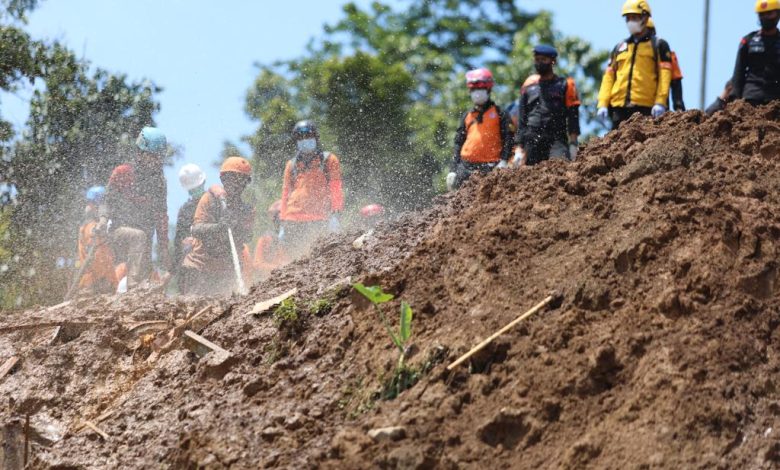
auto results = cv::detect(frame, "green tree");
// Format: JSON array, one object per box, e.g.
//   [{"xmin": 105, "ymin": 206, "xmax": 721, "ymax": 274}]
[
  {"xmin": 1, "ymin": 45, "xmax": 161, "ymax": 308},
  {"xmin": 240, "ymin": 1, "xmax": 607, "ymax": 214}
]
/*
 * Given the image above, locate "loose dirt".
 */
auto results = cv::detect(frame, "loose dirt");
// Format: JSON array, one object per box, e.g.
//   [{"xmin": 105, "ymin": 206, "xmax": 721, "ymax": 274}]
[{"xmin": 3, "ymin": 101, "xmax": 780, "ymax": 469}]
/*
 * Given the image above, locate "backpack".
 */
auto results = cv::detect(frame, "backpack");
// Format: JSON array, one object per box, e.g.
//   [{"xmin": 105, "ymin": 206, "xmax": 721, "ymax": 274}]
[{"xmin": 289, "ymin": 152, "xmax": 333, "ymax": 186}]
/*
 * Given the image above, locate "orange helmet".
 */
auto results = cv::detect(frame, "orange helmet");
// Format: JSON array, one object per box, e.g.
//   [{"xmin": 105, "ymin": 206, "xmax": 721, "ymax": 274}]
[{"xmin": 220, "ymin": 156, "xmax": 251, "ymax": 176}]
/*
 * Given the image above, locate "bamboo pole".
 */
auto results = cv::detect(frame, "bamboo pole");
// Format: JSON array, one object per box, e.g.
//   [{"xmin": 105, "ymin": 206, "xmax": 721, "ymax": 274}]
[{"xmin": 446, "ymin": 295, "xmax": 554, "ymax": 371}]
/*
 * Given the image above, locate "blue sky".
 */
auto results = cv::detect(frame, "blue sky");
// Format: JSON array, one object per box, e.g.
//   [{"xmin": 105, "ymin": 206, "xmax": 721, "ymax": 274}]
[{"xmin": 0, "ymin": 1, "xmax": 760, "ymax": 217}]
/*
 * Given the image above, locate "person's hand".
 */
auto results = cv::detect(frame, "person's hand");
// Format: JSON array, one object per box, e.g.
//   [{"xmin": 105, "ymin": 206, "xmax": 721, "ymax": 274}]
[
  {"xmin": 446, "ymin": 172, "xmax": 457, "ymax": 191},
  {"xmin": 328, "ymin": 215, "xmax": 341, "ymax": 233},
  {"xmin": 597, "ymin": 107, "xmax": 609, "ymax": 123},
  {"xmin": 496, "ymin": 160, "xmax": 509, "ymax": 169},
  {"xmin": 651, "ymin": 104, "xmax": 667, "ymax": 119},
  {"xmin": 569, "ymin": 144, "xmax": 578, "ymax": 161},
  {"xmin": 513, "ymin": 148, "xmax": 525, "ymax": 168}
]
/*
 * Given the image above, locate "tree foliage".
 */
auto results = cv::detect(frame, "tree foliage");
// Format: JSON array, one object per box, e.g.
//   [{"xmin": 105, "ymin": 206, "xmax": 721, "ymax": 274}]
[
  {"xmin": 240, "ymin": 0, "xmax": 608, "ymax": 214},
  {"xmin": 0, "ymin": 3, "xmax": 162, "ymax": 308}
]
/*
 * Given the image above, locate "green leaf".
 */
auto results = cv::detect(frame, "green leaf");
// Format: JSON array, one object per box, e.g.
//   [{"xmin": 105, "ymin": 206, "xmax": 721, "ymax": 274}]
[
  {"xmin": 399, "ymin": 301, "xmax": 413, "ymax": 343},
  {"xmin": 353, "ymin": 283, "xmax": 394, "ymax": 305}
]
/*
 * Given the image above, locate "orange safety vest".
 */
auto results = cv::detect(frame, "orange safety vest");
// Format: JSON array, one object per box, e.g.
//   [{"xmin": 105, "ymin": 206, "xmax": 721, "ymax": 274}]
[
  {"xmin": 280, "ymin": 153, "xmax": 344, "ymax": 222},
  {"xmin": 77, "ymin": 220, "xmax": 117, "ymax": 293},
  {"xmin": 460, "ymin": 105, "xmax": 504, "ymax": 164}
]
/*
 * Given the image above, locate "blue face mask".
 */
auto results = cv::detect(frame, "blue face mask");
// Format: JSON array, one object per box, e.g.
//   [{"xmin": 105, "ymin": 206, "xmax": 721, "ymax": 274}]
[{"xmin": 297, "ymin": 138, "xmax": 317, "ymax": 153}]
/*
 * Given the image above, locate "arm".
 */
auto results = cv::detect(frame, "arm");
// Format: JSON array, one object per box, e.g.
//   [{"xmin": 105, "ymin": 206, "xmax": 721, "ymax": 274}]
[
  {"xmin": 671, "ymin": 79, "xmax": 685, "ymax": 111},
  {"xmin": 452, "ymin": 113, "xmax": 468, "ymax": 169},
  {"xmin": 729, "ymin": 38, "xmax": 749, "ymax": 100},
  {"xmin": 190, "ymin": 193, "xmax": 228, "ymax": 247},
  {"xmin": 279, "ymin": 161, "xmax": 292, "ymax": 219},
  {"xmin": 516, "ymin": 91, "xmax": 529, "ymax": 149},
  {"xmin": 325, "ymin": 155, "xmax": 344, "ymax": 213},
  {"xmin": 565, "ymin": 77, "xmax": 581, "ymax": 141},
  {"xmin": 597, "ymin": 49, "xmax": 617, "ymax": 109},
  {"xmin": 654, "ymin": 39, "xmax": 673, "ymax": 106},
  {"xmin": 498, "ymin": 108, "xmax": 514, "ymax": 162}
]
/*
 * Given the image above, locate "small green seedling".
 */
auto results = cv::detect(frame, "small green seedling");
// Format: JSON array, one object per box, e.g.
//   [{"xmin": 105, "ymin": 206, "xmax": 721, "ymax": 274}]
[{"xmin": 353, "ymin": 283, "xmax": 413, "ymax": 368}]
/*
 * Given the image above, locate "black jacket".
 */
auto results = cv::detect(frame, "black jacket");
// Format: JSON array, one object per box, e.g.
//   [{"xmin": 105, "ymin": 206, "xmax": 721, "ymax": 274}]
[
  {"xmin": 516, "ymin": 76, "xmax": 580, "ymax": 147},
  {"xmin": 730, "ymin": 30, "xmax": 780, "ymax": 105}
]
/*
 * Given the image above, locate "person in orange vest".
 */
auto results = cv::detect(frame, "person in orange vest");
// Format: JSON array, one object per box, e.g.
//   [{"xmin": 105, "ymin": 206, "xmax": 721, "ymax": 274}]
[
  {"xmin": 646, "ymin": 17, "xmax": 685, "ymax": 111},
  {"xmin": 181, "ymin": 157, "xmax": 254, "ymax": 296},
  {"xmin": 97, "ymin": 127, "xmax": 170, "ymax": 290},
  {"xmin": 253, "ymin": 200, "xmax": 290, "ymax": 281},
  {"xmin": 280, "ymin": 120, "xmax": 344, "ymax": 255},
  {"xmin": 516, "ymin": 45, "xmax": 581, "ymax": 166},
  {"xmin": 447, "ymin": 67, "xmax": 513, "ymax": 190},
  {"xmin": 76, "ymin": 186, "xmax": 117, "ymax": 295}
]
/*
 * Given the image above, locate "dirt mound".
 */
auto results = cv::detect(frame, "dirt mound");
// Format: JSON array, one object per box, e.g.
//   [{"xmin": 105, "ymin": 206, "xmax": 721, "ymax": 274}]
[{"xmin": 4, "ymin": 101, "xmax": 780, "ymax": 468}]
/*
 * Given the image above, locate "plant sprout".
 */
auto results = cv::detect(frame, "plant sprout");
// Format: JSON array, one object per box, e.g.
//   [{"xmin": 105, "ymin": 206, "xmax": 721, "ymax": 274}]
[{"xmin": 353, "ymin": 283, "xmax": 413, "ymax": 368}]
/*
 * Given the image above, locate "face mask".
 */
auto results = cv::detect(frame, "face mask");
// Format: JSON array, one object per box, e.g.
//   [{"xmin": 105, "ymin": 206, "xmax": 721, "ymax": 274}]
[
  {"xmin": 470, "ymin": 89, "xmax": 489, "ymax": 105},
  {"xmin": 534, "ymin": 62, "xmax": 553, "ymax": 75},
  {"xmin": 761, "ymin": 16, "xmax": 780, "ymax": 31},
  {"xmin": 297, "ymin": 138, "xmax": 317, "ymax": 153},
  {"xmin": 626, "ymin": 19, "xmax": 644, "ymax": 35}
]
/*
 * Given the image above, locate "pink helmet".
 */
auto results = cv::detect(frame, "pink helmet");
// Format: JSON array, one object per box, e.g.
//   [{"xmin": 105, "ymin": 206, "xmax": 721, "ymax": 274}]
[
  {"xmin": 466, "ymin": 68, "xmax": 495, "ymax": 90},
  {"xmin": 360, "ymin": 204, "xmax": 385, "ymax": 218}
]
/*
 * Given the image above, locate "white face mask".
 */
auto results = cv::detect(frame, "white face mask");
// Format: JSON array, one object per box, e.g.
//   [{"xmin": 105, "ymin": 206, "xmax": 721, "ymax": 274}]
[
  {"xmin": 470, "ymin": 89, "xmax": 489, "ymax": 105},
  {"xmin": 297, "ymin": 138, "xmax": 317, "ymax": 153},
  {"xmin": 627, "ymin": 19, "xmax": 644, "ymax": 35}
]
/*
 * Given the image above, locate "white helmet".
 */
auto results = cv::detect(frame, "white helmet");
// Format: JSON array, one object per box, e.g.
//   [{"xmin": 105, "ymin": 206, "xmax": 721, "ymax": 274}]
[{"xmin": 178, "ymin": 163, "xmax": 206, "ymax": 190}]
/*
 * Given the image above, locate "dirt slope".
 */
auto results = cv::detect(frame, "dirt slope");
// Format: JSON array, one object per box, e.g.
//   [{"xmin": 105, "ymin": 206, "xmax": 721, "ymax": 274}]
[{"xmin": 3, "ymin": 101, "xmax": 780, "ymax": 469}]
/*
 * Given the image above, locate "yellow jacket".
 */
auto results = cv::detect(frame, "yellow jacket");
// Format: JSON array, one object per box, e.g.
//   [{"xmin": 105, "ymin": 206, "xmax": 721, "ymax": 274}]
[{"xmin": 598, "ymin": 34, "xmax": 673, "ymax": 109}]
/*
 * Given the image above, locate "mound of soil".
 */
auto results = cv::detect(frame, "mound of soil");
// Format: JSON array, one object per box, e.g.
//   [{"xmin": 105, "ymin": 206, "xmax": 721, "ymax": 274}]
[{"xmin": 3, "ymin": 101, "xmax": 780, "ymax": 469}]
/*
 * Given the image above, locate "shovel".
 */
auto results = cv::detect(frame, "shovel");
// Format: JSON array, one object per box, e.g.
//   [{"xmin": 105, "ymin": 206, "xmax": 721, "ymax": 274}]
[{"xmin": 221, "ymin": 199, "xmax": 248, "ymax": 296}]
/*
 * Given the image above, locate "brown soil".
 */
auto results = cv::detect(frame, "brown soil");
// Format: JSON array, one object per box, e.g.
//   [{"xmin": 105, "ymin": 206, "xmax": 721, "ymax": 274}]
[{"xmin": 3, "ymin": 100, "xmax": 780, "ymax": 469}]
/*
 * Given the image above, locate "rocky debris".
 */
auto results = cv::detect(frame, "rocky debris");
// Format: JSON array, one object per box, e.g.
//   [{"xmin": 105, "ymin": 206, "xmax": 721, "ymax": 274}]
[
  {"xmin": 367, "ymin": 426, "xmax": 406, "ymax": 442},
  {"xmin": 3, "ymin": 101, "xmax": 780, "ymax": 468}
]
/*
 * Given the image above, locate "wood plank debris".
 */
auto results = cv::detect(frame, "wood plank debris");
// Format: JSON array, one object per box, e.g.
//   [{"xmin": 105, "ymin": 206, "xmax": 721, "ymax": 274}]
[
  {"xmin": 0, "ymin": 321, "xmax": 95, "ymax": 334},
  {"xmin": 0, "ymin": 356, "xmax": 20, "ymax": 380},
  {"xmin": 248, "ymin": 288, "xmax": 297, "ymax": 316},
  {"xmin": 81, "ymin": 420, "xmax": 109, "ymax": 441},
  {"xmin": 182, "ymin": 330, "xmax": 229, "ymax": 358}
]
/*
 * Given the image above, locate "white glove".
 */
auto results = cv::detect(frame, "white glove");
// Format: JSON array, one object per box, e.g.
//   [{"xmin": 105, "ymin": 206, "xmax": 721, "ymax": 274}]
[
  {"xmin": 569, "ymin": 144, "xmax": 578, "ymax": 161},
  {"xmin": 513, "ymin": 148, "xmax": 525, "ymax": 167},
  {"xmin": 278, "ymin": 226, "xmax": 285, "ymax": 241},
  {"xmin": 496, "ymin": 160, "xmax": 508, "ymax": 169},
  {"xmin": 651, "ymin": 104, "xmax": 667, "ymax": 118},
  {"xmin": 597, "ymin": 107, "xmax": 609, "ymax": 123},
  {"xmin": 328, "ymin": 215, "xmax": 341, "ymax": 233},
  {"xmin": 446, "ymin": 172, "xmax": 457, "ymax": 191}
]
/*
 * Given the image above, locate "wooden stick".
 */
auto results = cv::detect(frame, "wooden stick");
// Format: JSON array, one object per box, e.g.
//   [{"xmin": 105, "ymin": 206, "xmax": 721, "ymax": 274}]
[
  {"xmin": 0, "ymin": 356, "xmax": 19, "ymax": 380},
  {"xmin": 248, "ymin": 289, "xmax": 297, "ymax": 316},
  {"xmin": 82, "ymin": 420, "xmax": 109, "ymax": 441},
  {"xmin": 446, "ymin": 295, "xmax": 553, "ymax": 371}
]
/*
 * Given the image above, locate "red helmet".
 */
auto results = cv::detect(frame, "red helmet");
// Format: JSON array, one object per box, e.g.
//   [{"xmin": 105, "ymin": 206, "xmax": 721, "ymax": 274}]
[
  {"xmin": 466, "ymin": 68, "xmax": 494, "ymax": 90},
  {"xmin": 108, "ymin": 164, "xmax": 135, "ymax": 191},
  {"xmin": 360, "ymin": 204, "xmax": 385, "ymax": 218}
]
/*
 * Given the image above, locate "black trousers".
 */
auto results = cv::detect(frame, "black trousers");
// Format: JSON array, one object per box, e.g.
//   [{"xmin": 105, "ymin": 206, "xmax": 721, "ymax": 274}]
[
  {"xmin": 609, "ymin": 106, "xmax": 652, "ymax": 129},
  {"xmin": 453, "ymin": 161, "xmax": 497, "ymax": 189},
  {"xmin": 524, "ymin": 137, "xmax": 570, "ymax": 166}
]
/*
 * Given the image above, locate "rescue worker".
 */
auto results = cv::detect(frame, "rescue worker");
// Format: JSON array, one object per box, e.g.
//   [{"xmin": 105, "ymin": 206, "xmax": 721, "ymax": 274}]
[
  {"xmin": 280, "ymin": 120, "xmax": 344, "ymax": 256},
  {"xmin": 647, "ymin": 17, "xmax": 685, "ymax": 111},
  {"xmin": 253, "ymin": 200, "xmax": 289, "ymax": 281},
  {"xmin": 173, "ymin": 163, "xmax": 206, "ymax": 289},
  {"xmin": 447, "ymin": 68, "xmax": 513, "ymax": 190},
  {"xmin": 516, "ymin": 45, "xmax": 581, "ymax": 166},
  {"xmin": 729, "ymin": 0, "xmax": 780, "ymax": 105},
  {"xmin": 76, "ymin": 186, "xmax": 117, "ymax": 295},
  {"xmin": 181, "ymin": 157, "xmax": 254, "ymax": 296},
  {"xmin": 597, "ymin": 0, "xmax": 673, "ymax": 129},
  {"xmin": 98, "ymin": 127, "xmax": 169, "ymax": 290}
]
